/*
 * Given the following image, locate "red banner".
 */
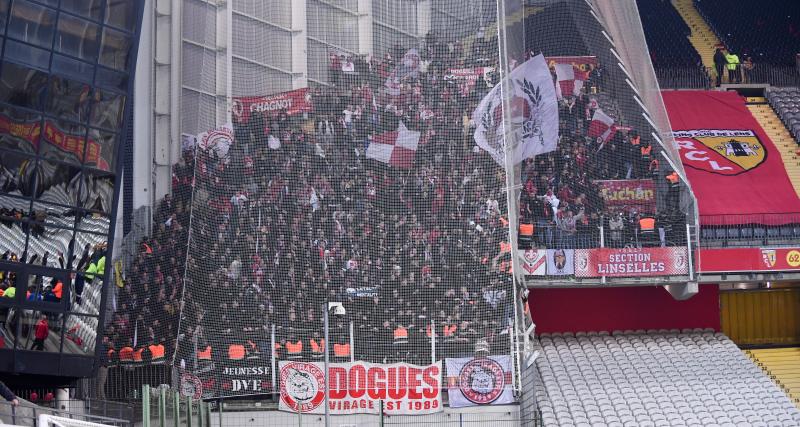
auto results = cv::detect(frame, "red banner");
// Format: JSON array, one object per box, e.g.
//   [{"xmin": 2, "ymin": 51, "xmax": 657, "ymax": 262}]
[
  {"xmin": 663, "ymin": 91, "xmax": 800, "ymax": 225},
  {"xmin": 698, "ymin": 247, "xmax": 800, "ymax": 273},
  {"xmin": 278, "ymin": 361, "xmax": 442, "ymax": 415},
  {"xmin": 595, "ymin": 179, "xmax": 656, "ymax": 213},
  {"xmin": 575, "ymin": 247, "xmax": 690, "ymax": 278},
  {"xmin": 232, "ymin": 88, "xmax": 313, "ymax": 123},
  {"xmin": 0, "ymin": 114, "xmax": 109, "ymax": 170}
]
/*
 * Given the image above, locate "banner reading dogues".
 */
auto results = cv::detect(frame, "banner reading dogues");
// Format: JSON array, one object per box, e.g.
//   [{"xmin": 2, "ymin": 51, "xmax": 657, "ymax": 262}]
[
  {"xmin": 595, "ymin": 179, "xmax": 656, "ymax": 214},
  {"xmin": 232, "ymin": 88, "xmax": 313, "ymax": 123},
  {"xmin": 445, "ymin": 356, "xmax": 515, "ymax": 408},
  {"xmin": 575, "ymin": 247, "xmax": 689, "ymax": 278},
  {"xmin": 279, "ymin": 361, "xmax": 443, "ymax": 415}
]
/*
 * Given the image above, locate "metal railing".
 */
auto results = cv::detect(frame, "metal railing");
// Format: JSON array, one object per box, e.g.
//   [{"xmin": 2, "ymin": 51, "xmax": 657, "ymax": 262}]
[
  {"xmin": 0, "ymin": 400, "xmax": 131, "ymax": 426},
  {"xmin": 655, "ymin": 65, "xmax": 711, "ymax": 89},
  {"xmin": 699, "ymin": 213, "xmax": 800, "ymax": 248}
]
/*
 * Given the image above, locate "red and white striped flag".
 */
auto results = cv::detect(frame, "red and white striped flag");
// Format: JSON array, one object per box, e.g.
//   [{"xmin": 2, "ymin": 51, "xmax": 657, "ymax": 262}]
[
  {"xmin": 366, "ymin": 122, "xmax": 423, "ymax": 168},
  {"xmin": 588, "ymin": 108, "xmax": 616, "ymax": 144},
  {"xmin": 554, "ymin": 63, "xmax": 586, "ymax": 99}
]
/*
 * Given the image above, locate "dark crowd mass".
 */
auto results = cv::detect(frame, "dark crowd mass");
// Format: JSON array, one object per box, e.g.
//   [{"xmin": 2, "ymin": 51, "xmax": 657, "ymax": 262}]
[{"xmin": 103, "ymin": 30, "xmax": 683, "ymax": 375}]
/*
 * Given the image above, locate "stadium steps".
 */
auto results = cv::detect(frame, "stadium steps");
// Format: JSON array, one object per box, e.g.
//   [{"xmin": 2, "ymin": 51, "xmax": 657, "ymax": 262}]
[
  {"xmin": 671, "ymin": 0, "xmax": 720, "ymax": 79},
  {"xmin": 746, "ymin": 347, "xmax": 800, "ymax": 409},
  {"xmin": 747, "ymin": 103, "xmax": 800, "ymax": 198}
]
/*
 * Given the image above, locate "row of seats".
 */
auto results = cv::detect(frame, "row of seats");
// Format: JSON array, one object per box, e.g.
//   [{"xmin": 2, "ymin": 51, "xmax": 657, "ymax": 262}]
[
  {"xmin": 534, "ymin": 330, "xmax": 800, "ymax": 426},
  {"xmin": 767, "ymin": 87, "xmax": 800, "ymax": 143},
  {"xmin": 700, "ymin": 224, "xmax": 800, "ymax": 247}
]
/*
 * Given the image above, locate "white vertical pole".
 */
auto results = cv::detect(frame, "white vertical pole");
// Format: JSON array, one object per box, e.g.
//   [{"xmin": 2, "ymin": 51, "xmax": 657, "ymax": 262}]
[
  {"xmin": 224, "ymin": 0, "xmax": 233, "ymax": 125},
  {"xmin": 349, "ymin": 321, "xmax": 355, "ymax": 363},
  {"xmin": 430, "ymin": 319, "xmax": 436, "ymax": 365},
  {"xmin": 271, "ymin": 324, "xmax": 277, "ymax": 391},
  {"xmin": 323, "ymin": 305, "xmax": 330, "ymax": 427}
]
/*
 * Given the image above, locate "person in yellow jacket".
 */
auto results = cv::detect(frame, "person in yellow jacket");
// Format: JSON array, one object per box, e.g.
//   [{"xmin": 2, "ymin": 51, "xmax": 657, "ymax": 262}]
[
  {"xmin": 725, "ymin": 51, "xmax": 740, "ymax": 84},
  {"xmin": 84, "ymin": 255, "xmax": 106, "ymax": 282}
]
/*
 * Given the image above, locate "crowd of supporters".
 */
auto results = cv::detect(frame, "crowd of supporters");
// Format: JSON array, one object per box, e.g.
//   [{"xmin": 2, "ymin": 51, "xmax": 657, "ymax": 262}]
[{"xmin": 105, "ymin": 30, "xmax": 683, "ymax": 369}]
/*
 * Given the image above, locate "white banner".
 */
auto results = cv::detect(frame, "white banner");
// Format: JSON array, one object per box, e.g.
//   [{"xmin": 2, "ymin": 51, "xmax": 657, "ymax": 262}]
[
  {"xmin": 472, "ymin": 54, "xmax": 559, "ymax": 166},
  {"xmin": 196, "ymin": 123, "xmax": 233, "ymax": 161},
  {"xmin": 546, "ymin": 249, "xmax": 575, "ymax": 276},
  {"xmin": 445, "ymin": 356, "xmax": 515, "ymax": 408},
  {"xmin": 279, "ymin": 361, "xmax": 443, "ymax": 415},
  {"xmin": 521, "ymin": 249, "xmax": 546, "ymax": 276}
]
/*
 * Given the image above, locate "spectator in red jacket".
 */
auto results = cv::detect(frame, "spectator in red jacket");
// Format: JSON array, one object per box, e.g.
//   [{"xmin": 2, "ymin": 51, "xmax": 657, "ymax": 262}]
[{"xmin": 31, "ymin": 315, "xmax": 49, "ymax": 351}]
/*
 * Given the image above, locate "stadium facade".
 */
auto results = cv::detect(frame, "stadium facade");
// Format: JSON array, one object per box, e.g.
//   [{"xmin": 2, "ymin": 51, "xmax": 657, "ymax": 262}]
[{"xmin": 0, "ymin": 0, "xmax": 144, "ymax": 383}]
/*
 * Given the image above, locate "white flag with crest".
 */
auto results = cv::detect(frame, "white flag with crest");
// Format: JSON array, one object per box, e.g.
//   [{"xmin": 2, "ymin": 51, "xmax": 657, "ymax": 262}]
[{"xmin": 472, "ymin": 54, "xmax": 559, "ymax": 166}]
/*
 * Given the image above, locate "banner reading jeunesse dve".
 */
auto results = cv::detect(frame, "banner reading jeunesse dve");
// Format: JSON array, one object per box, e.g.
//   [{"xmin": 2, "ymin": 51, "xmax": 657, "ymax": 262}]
[
  {"xmin": 279, "ymin": 361, "xmax": 442, "ymax": 415},
  {"xmin": 575, "ymin": 247, "xmax": 689, "ymax": 278},
  {"xmin": 232, "ymin": 88, "xmax": 313, "ymax": 123}
]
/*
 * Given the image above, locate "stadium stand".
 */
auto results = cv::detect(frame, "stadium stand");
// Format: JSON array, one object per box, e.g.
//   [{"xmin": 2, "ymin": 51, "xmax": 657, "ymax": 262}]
[
  {"xmin": 104, "ymin": 21, "xmax": 688, "ymax": 375},
  {"xmin": 637, "ymin": 0, "xmax": 708, "ymax": 88},
  {"xmin": 694, "ymin": 0, "xmax": 800, "ymax": 85},
  {"xmin": 768, "ymin": 87, "xmax": 800, "ymax": 145},
  {"xmin": 694, "ymin": 0, "xmax": 800, "ymax": 66},
  {"xmin": 535, "ymin": 331, "xmax": 800, "ymax": 426},
  {"xmin": 747, "ymin": 99, "xmax": 800, "ymax": 198},
  {"xmin": 747, "ymin": 347, "xmax": 800, "ymax": 409},
  {"xmin": 671, "ymin": 0, "xmax": 722, "ymax": 70}
]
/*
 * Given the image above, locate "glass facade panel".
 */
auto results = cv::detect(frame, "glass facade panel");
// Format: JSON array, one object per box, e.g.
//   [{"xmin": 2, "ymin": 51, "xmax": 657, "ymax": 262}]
[
  {"xmin": 0, "ymin": 0, "xmax": 140, "ymax": 374},
  {"xmin": 32, "ymin": 158, "xmax": 83, "ymax": 206},
  {"xmin": 0, "ymin": 105, "xmax": 40, "ymax": 155},
  {"xmin": 56, "ymin": 14, "xmax": 100, "ymax": 62},
  {"xmin": 46, "ymin": 76, "xmax": 92, "ymax": 123},
  {"xmin": 40, "ymin": 119, "xmax": 87, "ymax": 164},
  {"xmin": 79, "ymin": 169, "xmax": 114, "ymax": 214},
  {"xmin": 104, "ymin": 0, "xmax": 135, "ymax": 32},
  {"xmin": 16, "ymin": 309, "xmax": 63, "ymax": 352},
  {"xmin": 0, "ymin": 61, "xmax": 48, "ymax": 109},
  {"xmin": 0, "ymin": 0, "xmax": 9, "ymax": 33},
  {"xmin": 8, "ymin": 0, "xmax": 56, "ymax": 48},
  {"xmin": 52, "ymin": 54, "xmax": 95, "ymax": 83},
  {"xmin": 86, "ymin": 128, "xmax": 116, "ymax": 172},
  {"xmin": 94, "ymin": 66, "xmax": 127, "ymax": 92},
  {"xmin": 63, "ymin": 314, "xmax": 99, "ymax": 355},
  {"xmin": 0, "ymin": 150, "xmax": 38, "ymax": 198},
  {"xmin": 89, "ymin": 89, "xmax": 124, "ymax": 130},
  {"xmin": 3, "ymin": 38, "xmax": 50, "ymax": 69},
  {"xmin": 99, "ymin": 27, "xmax": 131, "ymax": 71},
  {"xmin": 61, "ymin": 0, "xmax": 103, "ymax": 21}
]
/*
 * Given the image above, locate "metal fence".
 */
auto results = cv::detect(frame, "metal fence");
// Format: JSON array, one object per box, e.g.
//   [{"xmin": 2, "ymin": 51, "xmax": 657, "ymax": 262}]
[
  {"xmin": 655, "ymin": 66, "xmax": 711, "ymax": 89},
  {"xmin": 0, "ymin": 400, "xmax": 131, "ymax": 427},
  {"xmin": 139, "ymin": 386, "xmax": 539, "ymax": 427}
]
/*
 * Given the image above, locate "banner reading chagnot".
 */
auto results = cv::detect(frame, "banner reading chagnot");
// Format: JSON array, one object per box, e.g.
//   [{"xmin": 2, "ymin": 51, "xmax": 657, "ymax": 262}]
[
  {"xmin": 232, "ymin": 88, "xmax": 313, "ymax": 123},
  {"xmin": 279, "ymin": 361, "xmax": 442, "ymax": 415}
]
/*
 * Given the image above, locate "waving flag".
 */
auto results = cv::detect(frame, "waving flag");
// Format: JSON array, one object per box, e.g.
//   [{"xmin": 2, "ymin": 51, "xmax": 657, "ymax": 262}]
[
  {"xmin": 472, "ymin": 54, "xmax": 559, "ymax": 166},
  {"xmin": 384, "ymin": 49, "xmax": 421, "ymax": 95},
  {"xmin": 554, "ymin": 63, "xmax": 586, "ymax": 99},
  {"xmin": 366, "ymin": 122, "xmax": 423, "ymax": 168},
  {"xmin": 588, "ymin": 108, "xmax": 616, "ymax": 144}
]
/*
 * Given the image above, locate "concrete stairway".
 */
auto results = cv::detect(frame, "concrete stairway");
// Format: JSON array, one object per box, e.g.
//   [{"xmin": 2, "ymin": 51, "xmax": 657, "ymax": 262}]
[
  {"xmin": 671, "ymin": 0, "xmax": 721, "ymax": 81},
  {"xmin": 747, "ymin": 102, "xmax": 800, "ymax": 199},
  {"xmin": 746, "ymin": 347, "xmax": 800, "ymax": 409}
]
